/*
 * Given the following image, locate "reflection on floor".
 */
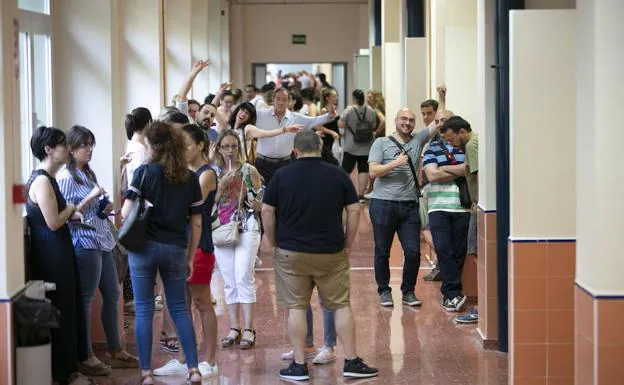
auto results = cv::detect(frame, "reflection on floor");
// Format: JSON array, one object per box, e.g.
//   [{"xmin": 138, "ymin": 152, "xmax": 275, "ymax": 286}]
[{"xmin": 98, "ymin": 204, "xmax": 508, "ymax": 385}]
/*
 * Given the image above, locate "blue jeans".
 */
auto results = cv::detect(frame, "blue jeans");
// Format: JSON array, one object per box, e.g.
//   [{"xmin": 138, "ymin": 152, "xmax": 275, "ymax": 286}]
[
  {"xmin": 129, "ymin": 241, "xmax": 198, "ymax": 369},
  {"xmin": 429, "ymin": 211, "xmax": 471, "ymax": 300},
  {"xmin": 74, "ymin": 244, "xmax": 121, "ymax": 355},
  {"xmin": 305, "ymin": 304, "xmax": 336, "ymax": 347},
  {"xmin": 369, "ymin": 199, "xmax": 421, "ymax": 295}
]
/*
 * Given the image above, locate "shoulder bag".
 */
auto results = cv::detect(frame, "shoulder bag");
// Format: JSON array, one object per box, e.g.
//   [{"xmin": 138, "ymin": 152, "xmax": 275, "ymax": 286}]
[
  {"xmin": 118, "ymin": 169, "xmax": 152, "ymax": 252},
  {"xmin": 212, "ymin": 164, "xmax": 248, "ymax": 247},
  {"xmin": 387, "ymin": 136, "xmax": 421, "ymax": 198}
]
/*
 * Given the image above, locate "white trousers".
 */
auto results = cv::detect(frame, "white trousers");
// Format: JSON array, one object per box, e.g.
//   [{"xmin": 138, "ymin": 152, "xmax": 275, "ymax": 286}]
[{"xmin": 214, "ymin": 231, "xmax": 261, "ymax": 304}]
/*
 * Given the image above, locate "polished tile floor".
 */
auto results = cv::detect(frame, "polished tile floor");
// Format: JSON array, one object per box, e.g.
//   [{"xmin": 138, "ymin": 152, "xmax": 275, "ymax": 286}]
[{"xmin": 98, "ymin": 205, "xmax": 508, "ymax": 384}]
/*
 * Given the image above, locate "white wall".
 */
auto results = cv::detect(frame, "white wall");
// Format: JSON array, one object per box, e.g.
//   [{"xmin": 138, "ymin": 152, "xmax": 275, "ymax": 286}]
[
  {"xmin": 404, "ymin": 38, "xmax": 427, "ymax": 112},
  {"xmin": 476, "ymin": 0, "xmax": 496, "ymax": 210},
  {"xmin": 508, "ymin": 10, "xmax": 575, "ymax": 239},
  {"xmin": 229, "ymin": 1, "xmax": 369, "ymax": 93},
  {"xmin": 575, "ymin": 0, "xmax": 624, "ymax": 296},
  {"xmin": 53, "ymin": 0, "xmax": 119, "ymax": 199},
  {"xmin": 0, "ymin": 0, "xmax": 24, "ymax": 298},
  {"xmin": 429, "ymin": 0, "xmax": 478, "ymax": 131},
  {"xmin": 164, "ymin": 0, "xmax": 192, "ymax": 104}
]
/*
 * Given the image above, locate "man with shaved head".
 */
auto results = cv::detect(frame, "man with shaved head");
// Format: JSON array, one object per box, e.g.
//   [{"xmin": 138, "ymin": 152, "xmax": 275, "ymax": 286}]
[{"xmin": 368, "ymin": 108, "xmax": 439, "ymax": 307}]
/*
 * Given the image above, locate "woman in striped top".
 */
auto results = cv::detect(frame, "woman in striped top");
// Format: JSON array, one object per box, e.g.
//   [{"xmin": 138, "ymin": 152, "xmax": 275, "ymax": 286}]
[{"xmin": 57, "ymin": 125, "xmax": 138, "ymax": 375}]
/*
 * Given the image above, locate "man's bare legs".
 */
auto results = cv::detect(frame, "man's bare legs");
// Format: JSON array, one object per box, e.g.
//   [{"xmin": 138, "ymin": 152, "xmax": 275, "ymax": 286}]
[
  {"xmin": 287, "ymin": 308, "xmax": 308, "ymax": 364},
  {"xmin": 334, "ymin": 306, "xmax": 357, "ymax": 359}
]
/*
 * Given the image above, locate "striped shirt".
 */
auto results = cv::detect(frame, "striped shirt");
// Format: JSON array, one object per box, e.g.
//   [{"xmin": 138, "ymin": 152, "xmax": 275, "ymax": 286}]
[
  {"xmin": 57, "ymin": 167, "xmax": 116, "ymax": 251},
  {"xmin": 422, "ymin": 139, "xmax": 470, "ymax": 213}
]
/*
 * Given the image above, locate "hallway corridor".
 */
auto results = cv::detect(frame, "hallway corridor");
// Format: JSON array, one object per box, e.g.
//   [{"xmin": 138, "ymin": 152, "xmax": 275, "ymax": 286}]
[{"xmin": 99, "ymin": 205, "xmax": 508, "ymax": 385}]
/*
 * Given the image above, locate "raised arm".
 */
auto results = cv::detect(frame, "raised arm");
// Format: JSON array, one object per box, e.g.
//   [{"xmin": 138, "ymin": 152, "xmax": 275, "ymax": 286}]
[
  {"xmin": 31, "ymin": 176, "xmax": 77, "ymax": 231},
  {"xmin": 177, "ymin": 60, "xmax": 210, "ymax": 103},
  {"xmin": 210, "ymin": 82, "xmax": 231, "ymax": 108}
]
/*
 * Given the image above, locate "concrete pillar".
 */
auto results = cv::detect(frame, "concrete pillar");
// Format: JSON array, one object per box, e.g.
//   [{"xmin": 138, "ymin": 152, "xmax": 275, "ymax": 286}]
[
  {"xmin": 381, "ymin": 0, "xmax": 405, "ymax": 122},
  {"xmin": 404, "ymin": 0, "xmax": 427, "ymax": 112},
  {"xmin": 508, "ymin": 9, "xmax": 576, "ymax": 384},
  {"xmin": 369, "ymin": 0, "xmax": 382, "ymax": 92},
  {"xmin": 430, "ymin": 0, "xmax": 478, "ymax": 126},
  {"xmin": 475, "ymin": 0, "xmax": 498, "ymax": 349},
  {"xmin": 575, "ymin": 1, "xmax": 624, "ymax": 384},
  {"xmin": 0, "ymin": 0, "xmax": 23, "ymax": 383}
]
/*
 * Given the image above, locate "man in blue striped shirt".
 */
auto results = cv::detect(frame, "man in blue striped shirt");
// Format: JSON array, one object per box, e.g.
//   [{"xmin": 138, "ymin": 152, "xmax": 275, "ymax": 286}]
[{"xmin": 423, "ymin": 116, "xmax": 472, "ymax": 313}]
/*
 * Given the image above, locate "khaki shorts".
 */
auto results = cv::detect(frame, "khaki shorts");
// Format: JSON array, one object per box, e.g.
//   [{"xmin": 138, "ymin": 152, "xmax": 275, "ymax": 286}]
[{"xmin": 274, "ymin": 248, "xmax": 350, "ymax": 310}]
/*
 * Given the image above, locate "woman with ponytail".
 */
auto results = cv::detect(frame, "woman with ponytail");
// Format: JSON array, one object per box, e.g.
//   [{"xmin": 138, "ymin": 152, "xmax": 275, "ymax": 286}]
[
  {"xmin": 121, "ymin": 121, "xmax": 203, "ymax": 385},
  {"xmin": 123, "ymin": 107, "xmax": 152, "ymax": 189}
]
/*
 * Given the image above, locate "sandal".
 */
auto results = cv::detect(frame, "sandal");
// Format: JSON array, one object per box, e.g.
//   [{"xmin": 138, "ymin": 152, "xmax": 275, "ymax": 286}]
[
  {"xmin": 221, "ymin": 328, "xmax": 241, "ymax": 347},
  {"xmin": 103, "ymin": 350, "xmax": 139, "ymax": 369},
  {"xmin": 160, "ymin": 332, "xmax": 180, "ymax": 352},
  {"xmin": 188, "ymin": 367, "xmax": 202, "ymax": 384},
  {"xmin": 78, "ymin": 361, "xmax": 112, "ymax": 377},
  {"xmin": 240, "ymin": 328, "xmax": 256, "ymax": 349}
]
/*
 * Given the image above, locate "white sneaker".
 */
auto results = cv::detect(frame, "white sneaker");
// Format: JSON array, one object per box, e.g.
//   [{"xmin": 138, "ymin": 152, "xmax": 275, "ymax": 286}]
[
  {"xmin": 198, "ymin": 361, "xmax": 219, "ymax": 378},
  {"xmin": 153, "ymin": 359, "xmax": 186, "ymax": 376},
  {"xmin": 281, "ymin": 346, "xmax": 318, "ymax": 360},
  {"xmin": 312, "ymin": 346, "xmax": 336, "ymax": 365}
]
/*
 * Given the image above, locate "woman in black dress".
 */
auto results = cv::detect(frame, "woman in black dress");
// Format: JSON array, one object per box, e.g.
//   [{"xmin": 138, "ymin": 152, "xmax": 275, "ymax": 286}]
[{"xmin": 26, "ymin": 126, "xmax": 94, "ymax": 385}]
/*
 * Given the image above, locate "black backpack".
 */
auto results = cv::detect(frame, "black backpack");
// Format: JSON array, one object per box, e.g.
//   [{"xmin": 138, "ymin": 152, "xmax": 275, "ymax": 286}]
[{"xmin": 348, "ymin": 107, "xmax": 374, "ymax": 143}]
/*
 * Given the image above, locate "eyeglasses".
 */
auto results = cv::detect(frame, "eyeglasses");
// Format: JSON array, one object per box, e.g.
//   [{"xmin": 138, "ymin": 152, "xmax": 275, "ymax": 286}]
[
  {"xmin": 220, "ymin": 144, "xmax": 238, "ymax": 150},
  {"xmin": 398, "ymin": 117, "xmax": 416, "ymax": 124}
]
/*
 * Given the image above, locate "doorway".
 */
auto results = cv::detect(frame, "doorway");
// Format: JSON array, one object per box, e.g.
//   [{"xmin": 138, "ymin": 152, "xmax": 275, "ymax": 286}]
[{"xmin": 251, "ymin": 63, "xmax": 348, "ymax": 111}]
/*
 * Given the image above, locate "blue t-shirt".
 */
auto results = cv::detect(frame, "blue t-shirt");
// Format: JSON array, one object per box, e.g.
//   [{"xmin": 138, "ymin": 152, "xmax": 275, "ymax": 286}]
[
  {"xmin": 263, "ymin": 157, "xmax": 358, "ymax": 253},
  {"xmin": 125, "ymin": 163, "xmax": 203, "ymax": 248}
]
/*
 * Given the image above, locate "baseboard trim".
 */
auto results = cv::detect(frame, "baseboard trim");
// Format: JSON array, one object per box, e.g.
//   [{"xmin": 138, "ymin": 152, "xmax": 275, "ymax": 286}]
[{"xmin": 476, "ymin": 327, "xmax": 498, "ymax": 350}]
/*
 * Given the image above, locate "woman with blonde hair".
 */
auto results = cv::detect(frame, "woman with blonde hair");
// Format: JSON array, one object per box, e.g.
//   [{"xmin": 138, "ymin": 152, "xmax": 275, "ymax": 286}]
[
  {"xmin": 213, "ymin": 129, "xmax": 263, "ymax": 350},
  {"xmin": 121, "ymin": 121, "xmax": 203, "ymax": 385},
  {"xmin": 364, "ymin": 90, "xmax": 387, "ymax": 198}
]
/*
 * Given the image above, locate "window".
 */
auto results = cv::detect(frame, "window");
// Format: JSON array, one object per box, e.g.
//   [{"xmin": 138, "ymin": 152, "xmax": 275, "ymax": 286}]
[
  {"xmin": 18, "ymin": 0, "xmax": 49, "ymax": 15},
  {"xmin": 19, "ymin": 4, "xmax": 53, "ymax": 183}
]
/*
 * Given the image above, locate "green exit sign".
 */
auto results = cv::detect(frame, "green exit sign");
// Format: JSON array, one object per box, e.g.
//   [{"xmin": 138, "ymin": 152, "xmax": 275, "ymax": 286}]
[{"xmin": 292, "ymin": 34, "xmax": 306, "ymax": 45}]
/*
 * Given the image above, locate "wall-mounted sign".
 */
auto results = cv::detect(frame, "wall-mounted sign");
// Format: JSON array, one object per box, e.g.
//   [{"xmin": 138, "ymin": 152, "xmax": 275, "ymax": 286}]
[{"xmin": 291, "ymin": 34, "xmax": 306, "ymax": 45}]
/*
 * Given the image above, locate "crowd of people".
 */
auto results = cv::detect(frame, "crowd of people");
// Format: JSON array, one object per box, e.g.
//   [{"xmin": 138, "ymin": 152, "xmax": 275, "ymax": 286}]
[{"xmin": 25, "ymin": 61, "xmax": 478, "ymax": 385}]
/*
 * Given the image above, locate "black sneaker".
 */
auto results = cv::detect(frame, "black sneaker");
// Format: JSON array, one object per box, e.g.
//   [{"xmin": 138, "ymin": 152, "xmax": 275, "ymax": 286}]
[
  {"xmin": 279, "ymin": 362, "xmax": 310, "ymax": 381},
  {"xmin": 379, "ymin": 291, "xmax": 394, "ymax": 307},
  {"xmin": 423, "ymin": 265, "xmax": 441, "ymax": 281},
  {"xmin": 343, "ymin": 357, "xmax": 379, "ymax": 378},
  {"xmin": 402, "ymin": 292, "xmax": 423, "ymax": 306}
]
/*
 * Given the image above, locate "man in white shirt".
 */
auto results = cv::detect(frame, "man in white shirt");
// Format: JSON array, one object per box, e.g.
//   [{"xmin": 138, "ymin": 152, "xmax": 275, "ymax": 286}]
[
  {"xmin": 255, "ymin": 87, "xmax": 337, "ymax": 184},
  {"xmin": 245, "ymin": 84, "xmax": 263, "ymax": 106}
]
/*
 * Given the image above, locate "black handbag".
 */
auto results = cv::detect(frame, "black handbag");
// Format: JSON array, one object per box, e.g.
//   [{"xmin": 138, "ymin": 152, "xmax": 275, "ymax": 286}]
[{"xmin": 118, "ymin": 170, "xmax": 152, "ymax": 252}]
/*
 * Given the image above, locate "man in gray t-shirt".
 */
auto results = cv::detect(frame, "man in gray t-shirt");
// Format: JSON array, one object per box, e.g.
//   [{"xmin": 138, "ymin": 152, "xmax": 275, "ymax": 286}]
[{"xmin": 368, "ymin": 108, "xmax": 438, "ymax": 307}]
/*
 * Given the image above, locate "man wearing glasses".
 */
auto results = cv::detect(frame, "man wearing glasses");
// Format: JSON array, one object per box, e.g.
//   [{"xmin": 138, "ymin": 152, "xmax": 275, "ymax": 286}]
[{"xmin": 368, "ymin": 108, "xmax": 439, "ymax": 308}]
